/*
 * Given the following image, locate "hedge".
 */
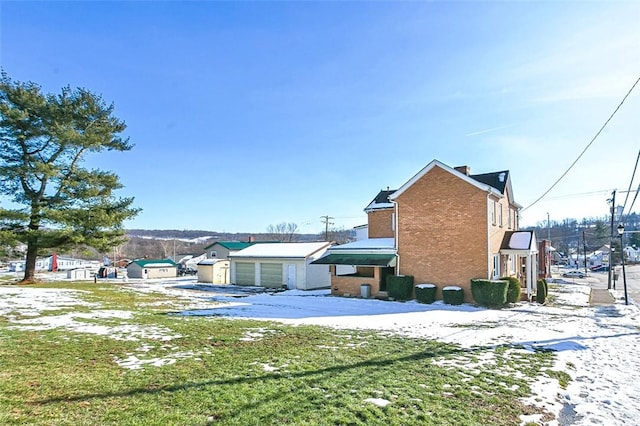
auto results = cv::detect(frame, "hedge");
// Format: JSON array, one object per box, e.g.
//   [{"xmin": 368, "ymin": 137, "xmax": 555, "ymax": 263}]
[
  {"xmin": 386, "ymin": 275, "xmax": 414, "ymax": 301},
  {"xmin": 443, "ymin": 286, "xmax": 464, "ymax": 305},
  {"xmin": 537, "ymin": 278, "xmax": 548, "ymax": 304},
  {"xmin": 470, "ymin": 279, "xmax": 508, "ymax": 307},
  {"xmin": 415, "ymin": 284, "xmax": 437, "ymax": 304},
  {"xmin": 500, "ymin": 276, "xmax": 522, "ymax": 303}
]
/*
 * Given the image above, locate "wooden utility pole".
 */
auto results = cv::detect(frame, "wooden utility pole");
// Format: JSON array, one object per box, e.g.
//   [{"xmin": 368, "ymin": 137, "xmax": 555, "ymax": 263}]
[
  {"xmin": 320, "ymin": 215, "xmax": 334, "ymax": 241},
  {"xmin": 608, "ymin": 190, "xmax": 616, "ymax": 289}
]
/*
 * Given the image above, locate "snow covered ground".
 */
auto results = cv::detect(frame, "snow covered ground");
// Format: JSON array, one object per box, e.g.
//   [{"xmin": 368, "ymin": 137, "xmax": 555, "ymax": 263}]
[{"xmin": 1, "ymin": 276, "xmax": 639, "ymax": 425}]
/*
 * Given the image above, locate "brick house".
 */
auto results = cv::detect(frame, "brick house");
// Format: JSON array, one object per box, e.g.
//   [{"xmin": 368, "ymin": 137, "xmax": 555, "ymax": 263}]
[{"xmin": 314, "ymin": 160, "xmax": 537, "ymax": 302}]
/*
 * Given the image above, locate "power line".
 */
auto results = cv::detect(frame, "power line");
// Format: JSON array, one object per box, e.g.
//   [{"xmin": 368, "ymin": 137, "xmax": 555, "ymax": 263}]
[
  {"xmin": 523, "ymin": 75, "xmax": 640, "ymax": 212},
  {"xmin": 621, "ymin": 149, "xmax": 640, "ymax": 217}
]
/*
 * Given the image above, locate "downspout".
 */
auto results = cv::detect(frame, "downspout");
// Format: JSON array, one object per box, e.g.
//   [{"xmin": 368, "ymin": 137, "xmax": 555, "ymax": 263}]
[
  {"xmin": 392, "ymin": 199, "xmax": 400, "ymax": 275},
  {"xmin": 487, "ymin": 192, "xmax": 492, "ymax": 279}
]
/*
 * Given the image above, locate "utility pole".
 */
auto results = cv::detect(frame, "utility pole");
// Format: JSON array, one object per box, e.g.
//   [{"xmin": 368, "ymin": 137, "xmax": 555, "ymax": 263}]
[
  {"xmin": 320, "ymin": 215, "xmax": 334, "ymax": 241},
  {"xmin": 547, "ymin": 212, "xmax": 551, "ymax": 278},
  {"xmin": 583, "ymin": 230, "xmax": 588, "ymax": 275},
  {"xmin": 607, "ymin": 190, "xmax": 616, "ymax": 289}
]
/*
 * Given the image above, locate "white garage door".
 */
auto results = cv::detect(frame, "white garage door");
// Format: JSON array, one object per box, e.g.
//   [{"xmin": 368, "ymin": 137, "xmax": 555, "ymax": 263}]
[
  {"xmin": 260, "ymin": 263, "xmax": 283, "ymax": 288},
  {"xmin": 235, "ymin": 262, "xmax": 255, "ymax": 286}
]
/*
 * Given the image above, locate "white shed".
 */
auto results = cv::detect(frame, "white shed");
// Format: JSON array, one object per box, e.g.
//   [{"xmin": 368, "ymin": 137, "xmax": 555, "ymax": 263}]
[
  {"xmin": 229, "ymin": 242, "xmax": 332, "ymax": 290},
  {"xmin": 197, "ymin": 259, "xmax": 230, "ymax": 284}
]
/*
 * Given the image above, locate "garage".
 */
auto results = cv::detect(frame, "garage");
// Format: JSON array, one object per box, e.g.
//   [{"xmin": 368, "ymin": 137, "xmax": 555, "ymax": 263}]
[
  {"xmin": 260, "ymin": 263, "xmax": 283, "ymax": 288},
  {"xmin": 229, "ymin": 242, "xmax": 332, "ymax": 290},
  {"xmin": 235, "ymin": 262, "xmax": 255, "ymax": 286}
]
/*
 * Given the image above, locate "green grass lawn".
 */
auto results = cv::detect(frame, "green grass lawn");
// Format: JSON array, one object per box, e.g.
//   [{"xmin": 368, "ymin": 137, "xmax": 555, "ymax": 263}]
[{"xmin": 0, "ymin": 282, "xmax": 562, "ymax": 425}]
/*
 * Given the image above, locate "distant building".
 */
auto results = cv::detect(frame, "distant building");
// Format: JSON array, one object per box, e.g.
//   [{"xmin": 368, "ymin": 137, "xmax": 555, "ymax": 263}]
[{"xmin": 127, "ymin": 259, "xmax": 178, "ymax": 279}]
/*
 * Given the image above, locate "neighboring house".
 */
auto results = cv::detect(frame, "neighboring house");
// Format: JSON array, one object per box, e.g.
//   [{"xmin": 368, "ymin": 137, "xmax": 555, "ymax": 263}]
[
  {"xmin": 35, "ymin": 255, "xmax": 99, "ymax": 272},
  {"xmin": 624, "ymin": 245, "xmax": 639, "ymax": 262},
  {"xmin": 353, "ymin": 224, "xmax": 369, "ymax": 241},
  {"xmin": 127, "ymin": 259, "xmax": 178, "ymax": 279},
  {"xmin": 229, "ymin": 242, "xmax": 332, "ymax": 290},
  {"xmin": 203, "ymin": 240, "xmax": 279, "ymax": 259},
  {"xmin": 197, "ymin": 259, "xmax": 230, "ymax": 284},
  {"xmin": 314, "ymin": 160, "xmax": 533, "ymax": 302}
]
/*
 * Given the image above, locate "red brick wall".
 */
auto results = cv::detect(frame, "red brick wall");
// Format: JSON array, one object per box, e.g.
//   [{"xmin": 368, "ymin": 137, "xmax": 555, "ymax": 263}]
[
  {"xmin": 330, "ymin": 265, "xmax": 381, "ymax": 296},
  {"xmin": 367, "ymin": 209, "xmax": 395, "ymax": 239},
  {"xmin": 395, "ymin": 166, "xmax": 490, "ymax": 302}
]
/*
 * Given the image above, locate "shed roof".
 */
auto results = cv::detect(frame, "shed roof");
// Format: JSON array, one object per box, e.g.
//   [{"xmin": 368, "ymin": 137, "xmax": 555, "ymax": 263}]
[
  {"xmin": 230, "ymin": 242, "xmax": 331, "ymax": 259},
  {"xmin": 499, "ymin": 231, "xmax": 538, "ymax": 254},
  {"xmin": 311, "ymin": 253, "xmax": 396, "ymax": 267},
  {"xmin": 130, "ymin": 259, "xmax": 178, "ymax": 268}
]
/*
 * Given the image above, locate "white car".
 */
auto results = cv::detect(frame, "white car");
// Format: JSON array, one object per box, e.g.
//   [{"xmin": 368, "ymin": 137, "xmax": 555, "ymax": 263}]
[{"xmin": 562, "ymin": 270, "xmax": 588, "ymax": 278}]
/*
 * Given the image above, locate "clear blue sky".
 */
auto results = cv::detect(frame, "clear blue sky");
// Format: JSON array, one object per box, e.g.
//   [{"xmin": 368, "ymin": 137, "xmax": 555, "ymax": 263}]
[{"xmin": 1, "ymin": 1, "xmax": 639, "ymax": 233}]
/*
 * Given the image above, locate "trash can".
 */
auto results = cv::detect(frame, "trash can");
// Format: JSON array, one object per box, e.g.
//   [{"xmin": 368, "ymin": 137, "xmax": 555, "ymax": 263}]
[{"xmin": 360, "ymin": 283, "xmax": 372, "ymax": 299}]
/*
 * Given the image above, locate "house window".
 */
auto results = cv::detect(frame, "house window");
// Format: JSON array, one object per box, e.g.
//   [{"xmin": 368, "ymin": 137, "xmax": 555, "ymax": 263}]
[
  {"xmin": 391, "ymin": 213, "xmax": 395, "ymax": 232},
  {"xmin": 508, "ymin": 208, "xmax": 513, "ymax": 229},
  {"xmin": 491, "ymin": 200, "xmax": 497, "ymax": 225},
  {"xmin": 498, "ymin": 204, "xmax": 503, "ymax": 227},
  {"xmin": 210, "ymin": 250, "xmax": 217, "ymax": 258},
  {"xmin": 492, "ymin": 254, "xmax": 500, "ymax": 279}
]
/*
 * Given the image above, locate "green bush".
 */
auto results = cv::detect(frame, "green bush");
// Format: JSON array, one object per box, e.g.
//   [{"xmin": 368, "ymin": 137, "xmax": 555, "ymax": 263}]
[
  {"xmin": 442, "ymin": 286, "xmax": 464, "ymax": 305},
  {"xmin": 537, "ymin": 278, "xmax": 548, "ymax": 304},
  {"xmin": 470, "ymin": 279, "xmax": 508, "ymax": 307},
  {"xmin": 386, "ymin": 275, "xmax": 414, "ymax": 301},
  {"xmin": 500, "ymin": 276, "xmax": 522, "ymax": 303},
  {"xmin": 415, "ymin": 284, "xmax": 437, "ymax": 304}
]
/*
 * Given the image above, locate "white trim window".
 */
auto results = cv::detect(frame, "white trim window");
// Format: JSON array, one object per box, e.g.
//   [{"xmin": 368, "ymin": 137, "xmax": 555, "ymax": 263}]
[
  {"xmin": 498, "ymin": 204, "xmax": 503, "ymax": 227},
  {"xmin": 491, "ymin": 200, "xmax": 497, "ymax": 225},
  {"xmin": 492, "ymin": 254, "xmax": 500, "ymax": 279}
]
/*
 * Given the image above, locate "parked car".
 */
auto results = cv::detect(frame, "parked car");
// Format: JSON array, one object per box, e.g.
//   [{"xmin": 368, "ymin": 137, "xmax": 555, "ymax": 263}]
[{"xmin": 563, "ymin": 270, "xmax": 588, "ymax": 278}]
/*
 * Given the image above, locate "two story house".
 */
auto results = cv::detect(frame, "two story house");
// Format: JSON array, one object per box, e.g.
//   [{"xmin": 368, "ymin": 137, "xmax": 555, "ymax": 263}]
[{"xmin": 314, "ymin": 160, "xmax": 537, "ymax": 302}]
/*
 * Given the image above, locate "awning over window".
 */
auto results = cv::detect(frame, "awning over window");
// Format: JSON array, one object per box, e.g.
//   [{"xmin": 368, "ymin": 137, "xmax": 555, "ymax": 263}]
[{"xmin": 311, "ymin": 253, "xmax": 397, "ymax": 267}]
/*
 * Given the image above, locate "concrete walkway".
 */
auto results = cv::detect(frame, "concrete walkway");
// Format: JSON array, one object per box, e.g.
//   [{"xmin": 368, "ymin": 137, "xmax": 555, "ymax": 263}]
[{"xmin": 589, "ymin": 288, "xmax": 615, "ymax": 306}]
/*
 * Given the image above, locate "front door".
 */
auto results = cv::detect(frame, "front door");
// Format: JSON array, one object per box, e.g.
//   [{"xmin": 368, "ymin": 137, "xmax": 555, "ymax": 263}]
[{"xmin": 286, "ymin": 264, "xmax": 296, "ymax": 289}]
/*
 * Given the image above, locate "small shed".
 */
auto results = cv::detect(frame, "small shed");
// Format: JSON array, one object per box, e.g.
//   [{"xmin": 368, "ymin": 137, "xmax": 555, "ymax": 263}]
[
  {"xmin": 67, "ymin": 268, "xmax": 94, "ymax": 280},
  {"xmin": 229, "ymin": 242, "xmax": 332, "ymax": 290},
  {"xmin": 197, "ymin": 259, "xmax": 230, "ymax": 284},
  {"xmin": 127, "ymin": 259, "xmax": 178, "ymax": 279}
]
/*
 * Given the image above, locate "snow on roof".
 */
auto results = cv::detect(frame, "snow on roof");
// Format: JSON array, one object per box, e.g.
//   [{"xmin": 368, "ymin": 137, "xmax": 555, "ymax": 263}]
[
  {"xmin": 230, "ymin": 242, "xmax": 331, "ymax": 259},
  {"xmin": 197, "ymin": 259, "xmax": 229, "ymax": 265},
  {"xmin": 330, "ymin": 238, "xmax": 395, "ymax": 251}
]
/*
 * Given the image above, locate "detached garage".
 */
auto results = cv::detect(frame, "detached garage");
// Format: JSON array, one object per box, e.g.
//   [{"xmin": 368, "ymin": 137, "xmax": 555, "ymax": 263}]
[{"xmin": 229, "ymin": 242, "xmax": 332, "ymax": 290}]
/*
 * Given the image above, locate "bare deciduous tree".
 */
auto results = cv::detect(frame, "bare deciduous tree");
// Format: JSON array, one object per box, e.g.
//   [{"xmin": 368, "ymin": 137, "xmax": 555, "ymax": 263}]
[{"xmin": 267, "ymin": 222, "xmax": 299, "ymax": 242}]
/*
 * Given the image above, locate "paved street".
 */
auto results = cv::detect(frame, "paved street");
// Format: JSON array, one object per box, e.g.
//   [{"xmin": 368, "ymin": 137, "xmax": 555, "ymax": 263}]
[{"xmin": 561, "ymin": 264, "xmax": 640, "ymax": 304}]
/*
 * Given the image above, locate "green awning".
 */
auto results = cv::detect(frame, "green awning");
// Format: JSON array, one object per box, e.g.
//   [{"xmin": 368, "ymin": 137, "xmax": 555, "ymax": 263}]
[{"xmin": 311, "ymin": 253, "xmax": 396, "ymax": 267}]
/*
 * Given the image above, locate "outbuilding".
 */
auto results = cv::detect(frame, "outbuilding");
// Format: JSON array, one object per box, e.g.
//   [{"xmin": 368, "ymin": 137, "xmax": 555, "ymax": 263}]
[
  {"xmin": 126, "ymin": 259, "xmax": 178, "ymax": 279},
  {"xmin": 197, "ymin": 259, "xmax": 230, "ymax": 284},
  {"xmin": 229, "ymin": 242, "xmax": 331, "ymax": 290}
]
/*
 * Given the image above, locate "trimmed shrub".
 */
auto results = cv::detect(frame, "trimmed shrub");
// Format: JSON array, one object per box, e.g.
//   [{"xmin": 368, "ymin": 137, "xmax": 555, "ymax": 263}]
[
  {"xmin": 470, "ymin": 279, "xmax": 508, "ymax": 307},
  {"xmin": 537, "ymin": 278, "xmax": 548, "ymax": 304},
  {"xmin": 443, "ymin": 286, "xmax": 464, "ymax": 305},
  {"xmin": 386, "ymin": 275, "xmax": 414, "ymax": 301},
  {"xmin": 500, "ymin": 276, "xmax": 522, "ymax": 303},
  {"xmin": 415, "ymin": 284, "xmax": 437, "ymax": 304}
]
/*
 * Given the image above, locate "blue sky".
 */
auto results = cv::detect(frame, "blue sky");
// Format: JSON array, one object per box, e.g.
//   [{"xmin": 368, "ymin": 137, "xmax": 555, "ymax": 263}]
[{"xmin": 1, "ymin": 1, "xmax": 639, "ymax": 234}]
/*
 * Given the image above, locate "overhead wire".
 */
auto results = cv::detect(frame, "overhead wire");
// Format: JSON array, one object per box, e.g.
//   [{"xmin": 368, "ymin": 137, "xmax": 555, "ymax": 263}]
[
  {"xmin": 522, "ymin": 75, "xmax": 640, "ymax": 212},
  {"xmin": 620, "ymin": 149, "xmax": 640, "ymax": 218}
]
